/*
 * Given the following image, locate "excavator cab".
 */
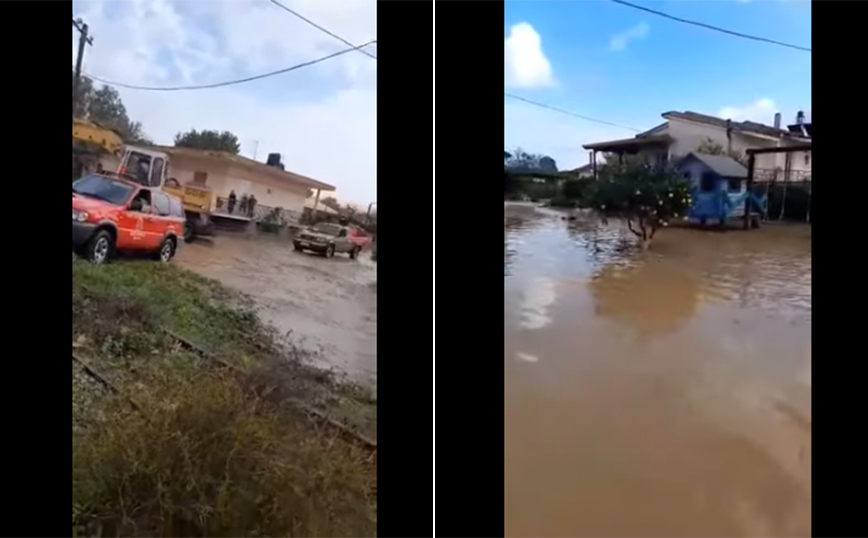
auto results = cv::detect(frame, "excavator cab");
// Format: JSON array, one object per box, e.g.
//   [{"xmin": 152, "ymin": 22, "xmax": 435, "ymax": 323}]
[
  {"xmin": 118, "ymin": 147, "xmax": 168, "ymax": 188},
  {"xmin": 118, "ymin": 146, "xmax": 214, "ymax": 241}
]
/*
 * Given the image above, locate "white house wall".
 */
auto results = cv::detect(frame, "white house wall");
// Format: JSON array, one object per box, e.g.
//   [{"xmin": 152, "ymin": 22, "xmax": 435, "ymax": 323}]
[
  {"xmin": 224, "ymin": 165, "xmax": 310, "ymax": 213},
  {"xmin": 167, "ymin": 155, "xmax": 311, "ymax": 214},
  {"xmin": 666, "ymin": 117, "xmax": 810, "ymax": 176}
]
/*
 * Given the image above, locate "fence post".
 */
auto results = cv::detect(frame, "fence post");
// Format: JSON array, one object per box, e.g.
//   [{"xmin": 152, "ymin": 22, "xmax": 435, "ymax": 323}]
[{"xmin": 744, "ymin": 153, "xmax": 755, "ymax": 230}]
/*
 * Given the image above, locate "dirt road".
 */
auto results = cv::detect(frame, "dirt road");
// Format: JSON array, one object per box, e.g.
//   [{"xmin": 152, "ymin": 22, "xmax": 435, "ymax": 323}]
[{"xmin": 175, "ymin": 234, "xmax": 377, "ymax": 386}]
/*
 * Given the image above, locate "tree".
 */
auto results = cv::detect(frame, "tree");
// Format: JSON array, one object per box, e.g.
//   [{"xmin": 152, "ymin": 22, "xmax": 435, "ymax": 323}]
[
  {"xmin": 696, "ymin": 137, "xmax": 726, "ymax": 156},
  {"xmin": 588, "ymin": 161, "xmax": 692, "ymax": 249},
  {"xmin": 73, "ymin": 71, "xmax": 150, "ymax": 144},
  {"xmin": 320, "ymin": 196, "xmax": 341, "ymax": 211},
  {"xmin": 174, "ymin": 129, "xmax": 241, "ymax": 154},
  {"xmin": 695, "ymin": 137, "xmax": 747, "ymax": 166},
  {"xmin": 539, "ymin": 156, "xmax": 558, "ymax": 172},
  {"xmin": 504, "ymin": 148, "xmax": 558, "ymax": 173}
]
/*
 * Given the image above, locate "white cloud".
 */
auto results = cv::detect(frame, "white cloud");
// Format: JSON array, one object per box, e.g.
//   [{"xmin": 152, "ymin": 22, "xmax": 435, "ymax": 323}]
[
  {"xmin": 72, "ymin": 0, "xmax": 377, "ymax": 205},
  {"xmin": 609, "ymin": 22, "xmax": 649, "ymax": 52},
  {"xmin": 504, "ymin": 23, "xmax": 554, "ymax": 88},
  {"xmin": 718, "ymin": 98, "xmax": 777, "ymax": 123}
]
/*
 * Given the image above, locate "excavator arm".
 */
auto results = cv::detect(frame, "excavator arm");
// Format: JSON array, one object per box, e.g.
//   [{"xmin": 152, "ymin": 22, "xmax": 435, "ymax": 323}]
[{"xmin": 73, "ymin": 118, "xmax": 124, "ymax": 156}]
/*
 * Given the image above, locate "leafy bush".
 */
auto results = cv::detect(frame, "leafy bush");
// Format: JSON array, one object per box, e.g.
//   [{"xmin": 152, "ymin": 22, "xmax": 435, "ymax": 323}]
[
  {"xmin": 588, "ymin": 165, "xmax": 692, "ymax": 244},
  {"xmin": 73, "ymin": 370, "xmax": 376, "ymax": 537},
  {"xmin": 764, "ymin": 183, "xmax": 811, "ymax": 222}
]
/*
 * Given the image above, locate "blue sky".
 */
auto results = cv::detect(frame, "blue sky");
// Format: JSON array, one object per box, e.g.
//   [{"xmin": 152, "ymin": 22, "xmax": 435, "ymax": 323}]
[
  {"xmin": 73, "ymin": 0, "xmax": 377, "ymax": 205},
  {"xmin": 504, "ymin": 0, "xmax": 811, "ymax": 171}
]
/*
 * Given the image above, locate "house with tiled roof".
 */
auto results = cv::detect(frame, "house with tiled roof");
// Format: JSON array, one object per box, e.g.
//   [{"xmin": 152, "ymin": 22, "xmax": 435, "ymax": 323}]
[{"xmin": 582, "ymin": 109, "xmax": 811, "ymax": 180}]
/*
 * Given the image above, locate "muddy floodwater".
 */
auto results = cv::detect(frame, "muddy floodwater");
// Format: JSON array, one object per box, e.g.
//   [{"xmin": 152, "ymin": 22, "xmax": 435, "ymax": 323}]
[
  {"xmin": 504, "ymin": 203, "xmax": 810, "ymax": 537},
  {"xmin": 175, "ymin": 234, "xmax": 377, "ymax": 386}
]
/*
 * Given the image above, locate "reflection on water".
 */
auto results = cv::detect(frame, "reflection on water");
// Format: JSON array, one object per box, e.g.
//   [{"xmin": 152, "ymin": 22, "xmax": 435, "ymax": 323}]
[{"xmin": 504, "ymin": 202, "xmax": 811, "ymax": 537}]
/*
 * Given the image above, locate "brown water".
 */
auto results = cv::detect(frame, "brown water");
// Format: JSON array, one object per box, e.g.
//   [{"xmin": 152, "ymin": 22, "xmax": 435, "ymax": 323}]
[
  {"xmin": 504, "ymin": 203, "xmax": 811, "ymax": 537},
  {"xmin": 175, "ymin": 234, "xmax": 377, "ymax": 386}
]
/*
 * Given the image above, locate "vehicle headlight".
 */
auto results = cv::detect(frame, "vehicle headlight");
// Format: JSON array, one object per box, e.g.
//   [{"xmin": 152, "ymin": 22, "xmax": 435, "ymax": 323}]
[{"xmin": 72, "ymin": 210, "xmax": 88, "ymax": 223}]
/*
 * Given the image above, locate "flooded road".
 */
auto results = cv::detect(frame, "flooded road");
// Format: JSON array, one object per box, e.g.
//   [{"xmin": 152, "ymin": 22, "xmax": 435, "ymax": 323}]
[
  {"xmin": 504, "ymin": 203, "xmax": 811, "ymax": 537},
  {"xmin": 176, "ymin": 234, "xmax": 377, "ymax": 386}
]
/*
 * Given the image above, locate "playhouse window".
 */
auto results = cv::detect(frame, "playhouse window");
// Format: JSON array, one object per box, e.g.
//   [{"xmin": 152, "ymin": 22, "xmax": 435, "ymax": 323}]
[
  {"xmin": 727, "ymin": 178, "xmax": 743, "ymax": 193},
  {"xmin": 699, "ymin": 172, "xmax": 716, "ymax": 192}
]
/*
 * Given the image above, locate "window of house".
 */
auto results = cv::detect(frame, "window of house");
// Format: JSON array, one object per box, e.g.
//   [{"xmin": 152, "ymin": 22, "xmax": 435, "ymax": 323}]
[
  {"xmin": 727, "ymin": 178, "xmax": 743, "ymax": 193},
  {"xmin": 699, "ymin": 172, "xmax": 716, "ymax": 192},
  {"xmin": 804, "ymin": 153, "xmax": 810, "ymax": 166}
]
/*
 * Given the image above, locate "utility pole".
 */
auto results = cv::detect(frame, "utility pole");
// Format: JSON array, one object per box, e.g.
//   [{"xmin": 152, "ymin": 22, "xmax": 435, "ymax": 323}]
[
  {"xmin": 72, "ymin": 18, "xmax": 93, "ymax": 116},
  {"xmin": 252, "ymin": 140, "xmax": 260, "ymax": 161}
]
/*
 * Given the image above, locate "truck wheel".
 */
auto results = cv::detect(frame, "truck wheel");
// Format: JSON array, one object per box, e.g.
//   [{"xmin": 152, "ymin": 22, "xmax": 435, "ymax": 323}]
[
  {"xmin": 86, "ymin": 230, "xmax": 114, "ymax": 265},
  {"xmin": 155, "ymin": 237, "xmax": 176, "ymax": 263},
  {"xmin": 349, "ymin": 246, "xmax": 361, "ymax": 260},
  {"xmin": 325, "ymin": 244, "xmax": 336, "ymax": 258},
  {"xmin": 183, "ymin": 220, "xmax": 195, "ymax": 243}
]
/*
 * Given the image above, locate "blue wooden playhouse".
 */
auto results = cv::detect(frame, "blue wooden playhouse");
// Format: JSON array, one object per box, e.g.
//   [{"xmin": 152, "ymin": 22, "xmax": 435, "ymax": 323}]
[{"xmin": 675, "ymin": 152, "xmax": 766, "ymax": 227}]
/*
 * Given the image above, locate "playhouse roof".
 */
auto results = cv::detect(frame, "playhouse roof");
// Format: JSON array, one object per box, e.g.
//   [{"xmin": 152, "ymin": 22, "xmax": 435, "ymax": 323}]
[{"xmin": 679, "ymin": 152, "xmax": 747, "ymax": 179}]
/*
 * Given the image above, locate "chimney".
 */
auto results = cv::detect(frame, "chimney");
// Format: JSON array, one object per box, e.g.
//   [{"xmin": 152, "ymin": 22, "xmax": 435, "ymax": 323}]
[
  {"xmin": 773, "ymin": 112, "xmax": 781, "ymax": 130},
  {"xmin": 796, "ymin": 110, "xmax": 805, "ymax": 125}
]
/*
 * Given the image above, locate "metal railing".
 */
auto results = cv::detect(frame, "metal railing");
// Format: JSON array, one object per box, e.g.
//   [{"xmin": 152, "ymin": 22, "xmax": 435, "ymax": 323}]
[
  {"xmin": 753, "ymin": 168, "xmax": 811, "ymax": 184},
  {"xmin": 213, "ymin": 196, "xmax": 301, "ymax": 226}
]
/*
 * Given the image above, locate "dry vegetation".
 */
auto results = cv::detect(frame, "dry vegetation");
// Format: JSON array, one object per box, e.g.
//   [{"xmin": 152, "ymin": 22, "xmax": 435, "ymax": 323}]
[{"xmin": 72, "ymin": 260, "xmax": 377, "ymax": 537}]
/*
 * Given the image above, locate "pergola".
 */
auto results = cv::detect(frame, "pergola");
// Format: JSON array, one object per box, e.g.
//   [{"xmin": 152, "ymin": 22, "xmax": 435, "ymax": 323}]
[
  {"xmin": 743, "ymin": 144, "xmax": 812, "ymax": 229},
  {"xmin": 581, "ymin": 134, "xmax": 673, "ymax": 178}
]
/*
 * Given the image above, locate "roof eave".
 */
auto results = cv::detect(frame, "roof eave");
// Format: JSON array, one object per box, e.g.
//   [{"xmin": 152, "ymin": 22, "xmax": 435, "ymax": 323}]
[{"xmin": 158, "ymin": 146, "xmax": 336, "ymax": 192}]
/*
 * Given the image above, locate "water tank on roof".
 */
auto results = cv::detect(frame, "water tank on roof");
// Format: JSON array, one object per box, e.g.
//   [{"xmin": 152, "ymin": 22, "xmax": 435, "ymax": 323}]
[{"xmin": 266, "ymin": 153, "xmax": 282, "ymax": 166}]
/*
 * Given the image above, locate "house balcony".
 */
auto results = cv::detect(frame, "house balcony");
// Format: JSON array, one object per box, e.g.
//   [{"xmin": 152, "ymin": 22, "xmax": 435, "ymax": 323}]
[{"xmin": 582, "ymin": 134, "xmax": 673, "ymax": 172}]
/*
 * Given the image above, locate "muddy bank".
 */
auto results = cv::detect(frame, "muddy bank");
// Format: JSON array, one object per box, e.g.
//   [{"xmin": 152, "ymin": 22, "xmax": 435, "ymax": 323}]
[
  {"xmin": 504, "ymin": 203, "xmax": 811, "ymax": 537},
  {"xmin": 176, "ymin": 233, "xmax": 377, "ymax": 387}
]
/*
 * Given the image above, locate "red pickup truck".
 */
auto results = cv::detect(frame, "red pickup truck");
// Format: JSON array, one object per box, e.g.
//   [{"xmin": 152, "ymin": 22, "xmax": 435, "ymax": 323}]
[{"xmin": 73, "ymin": 174, "xmax": 186, "ymax": 264}]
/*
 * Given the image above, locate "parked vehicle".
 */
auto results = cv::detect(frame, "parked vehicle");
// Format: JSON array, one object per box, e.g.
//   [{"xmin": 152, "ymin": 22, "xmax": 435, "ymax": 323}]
[
  {"xmin": 293, "ymin": 222, "xmax": 368, "ymax": 259},
  {"xmin": 73, "ymin": 119, "xmax": 213, "ymax": 242},
  {"xmin": 73, "ymin": 174, "xmax": 186, "ymax": 265}
]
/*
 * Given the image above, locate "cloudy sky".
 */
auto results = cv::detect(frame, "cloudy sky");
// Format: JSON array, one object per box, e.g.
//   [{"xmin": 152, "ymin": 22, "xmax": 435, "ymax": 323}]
[
  {"xmin": 72, "ymin": 0, "xmax": 377, "ymax": 205},
  {"xmin": 505, "ymin": 0, "xmax": 811, "ymax": 171}
]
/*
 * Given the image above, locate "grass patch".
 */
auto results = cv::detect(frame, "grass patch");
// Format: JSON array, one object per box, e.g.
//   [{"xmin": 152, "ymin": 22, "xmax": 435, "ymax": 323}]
[{"xmin": 72, "ymin": 260, "xmax": 377, "ymax": 537}]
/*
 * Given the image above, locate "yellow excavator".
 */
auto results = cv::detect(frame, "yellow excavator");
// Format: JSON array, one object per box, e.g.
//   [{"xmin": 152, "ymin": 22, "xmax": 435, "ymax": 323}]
[{"xmin": 72, "ymin": 118, "xmax": 212, "ymax": 241}]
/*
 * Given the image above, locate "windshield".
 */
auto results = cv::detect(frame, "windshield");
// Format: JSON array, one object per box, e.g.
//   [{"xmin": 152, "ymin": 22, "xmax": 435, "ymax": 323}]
[
  {"xmin": 72, "ymin": 174, "xmax": 135, "ymax": 205},
  {"xmin": 311, "ymin": 223, "xmax": 342, "ymax": 236}
]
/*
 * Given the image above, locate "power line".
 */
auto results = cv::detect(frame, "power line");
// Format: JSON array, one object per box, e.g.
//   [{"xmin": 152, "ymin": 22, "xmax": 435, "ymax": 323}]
[
  {"xmin": 83, "ymin": 39, "xmax": 376, "ymax": 92},
  {"xmin": 504, "ymin": 92, "xmax": 641, "ymax": 132},
  {"xmin": 608, "ymin": 0, "xmax": 811, "ymax": 53},
  {"xmin": 267, "ymin": 0, "xmax": 376, "ymax": 60}
]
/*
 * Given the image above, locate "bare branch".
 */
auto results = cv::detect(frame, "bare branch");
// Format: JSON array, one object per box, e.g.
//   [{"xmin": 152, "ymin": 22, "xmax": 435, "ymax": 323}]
[{"xmin": 626, "ymin": 218, "xmax": 643, "ymax": 238}]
